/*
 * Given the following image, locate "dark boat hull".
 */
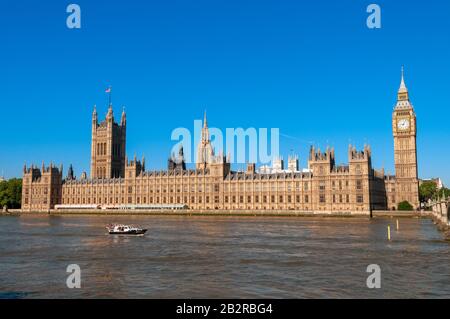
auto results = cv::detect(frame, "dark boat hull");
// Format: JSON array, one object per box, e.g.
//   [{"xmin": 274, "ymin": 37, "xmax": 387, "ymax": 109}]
[{"xmin": 108, "ymin": 229, "xmax": 147, "ymax": 235}]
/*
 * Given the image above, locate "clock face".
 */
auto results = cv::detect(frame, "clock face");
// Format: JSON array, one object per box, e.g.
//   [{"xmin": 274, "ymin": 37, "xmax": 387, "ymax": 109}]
[{"xmin": 397, "ymin": 119, "xmax": 410, "ymax": 130}]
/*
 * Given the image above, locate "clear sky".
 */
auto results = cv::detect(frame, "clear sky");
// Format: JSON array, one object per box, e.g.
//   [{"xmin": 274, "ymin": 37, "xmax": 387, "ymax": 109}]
[{"xmin": 1, "ymin": 0, "xmax": 449, "ymax": 185}]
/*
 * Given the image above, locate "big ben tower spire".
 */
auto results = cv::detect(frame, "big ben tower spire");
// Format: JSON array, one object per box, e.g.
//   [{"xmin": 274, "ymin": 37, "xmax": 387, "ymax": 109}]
[
  {"xmin": 397, "ymin": 66, "xmax": 411, "ymax": 105},
  {"xmin": 392, "ymin": 67, "xmax": 419, "ymax": 210}
]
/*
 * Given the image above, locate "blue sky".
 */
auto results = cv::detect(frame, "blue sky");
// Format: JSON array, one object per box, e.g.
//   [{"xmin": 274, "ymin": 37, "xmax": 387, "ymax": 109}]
[{"xmin": 1, "ymin": 0, "xmax": 449, "ymax": 185}]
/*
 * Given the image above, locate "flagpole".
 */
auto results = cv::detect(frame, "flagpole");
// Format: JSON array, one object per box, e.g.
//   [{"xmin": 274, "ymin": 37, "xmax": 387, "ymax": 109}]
[{"xmin": 109, "ymin": 86, "xmax": 112, "ymax": 106}]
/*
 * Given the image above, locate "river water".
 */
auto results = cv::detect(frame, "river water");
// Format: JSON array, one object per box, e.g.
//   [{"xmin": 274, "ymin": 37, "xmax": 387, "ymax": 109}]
[{"xmin": 0, "ymin": 215, "xmax": 449, "ymax": 298}]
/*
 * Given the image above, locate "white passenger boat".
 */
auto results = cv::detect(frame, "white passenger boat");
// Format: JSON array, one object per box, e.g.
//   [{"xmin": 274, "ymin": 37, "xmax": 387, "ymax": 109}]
[{"xmin": 106, "ymin": 224, "xmax": 147, "ymax": 235}]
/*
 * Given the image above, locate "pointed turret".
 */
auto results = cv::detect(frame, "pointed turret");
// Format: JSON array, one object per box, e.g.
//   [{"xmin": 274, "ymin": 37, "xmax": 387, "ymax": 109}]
[
  {"xmin": 67, "ymin": 164, "xmax": 74, "ymax": 180},
  {"xmin": 309, "ymin": 145, "xmax": 315, "ymax": 161},
  {"xmin": 106, "ymin": 104, "xmax": 113, "ymax": 119},
  {"xmin": 91, "ymin": 105, "xmax": 98, "ymax": 140},
  {"xmin": 92, "ymin": 104, "xmax": 98, "ymax": 122},
  {"xmin": 399, "ymin": 66, "xmax": 407, "ymax": 93},
  {"xmin": 196, "ymin": 111, "xmax": 214, "ymax": 169},
  {"xmin": 120, "ymin": 106, "xmax": 126, "ymax": 126},
  {"xmin": 201, "ymin": 110, "xmax": 210, "ymax": 143},
  {"xmin": 396, "ymin": 66, "xmax": 411, "ymax": 105}
]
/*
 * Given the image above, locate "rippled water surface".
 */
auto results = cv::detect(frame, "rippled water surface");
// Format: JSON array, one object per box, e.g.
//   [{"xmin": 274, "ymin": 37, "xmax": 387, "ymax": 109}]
[{"xmin": 0, "ymin": 215, "xmax": 449, "ymax": 298}]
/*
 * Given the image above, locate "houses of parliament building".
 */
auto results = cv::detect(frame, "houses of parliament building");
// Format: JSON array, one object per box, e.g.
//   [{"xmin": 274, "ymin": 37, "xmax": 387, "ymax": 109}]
[{"xmin": 21, "ymin": 71, "xmax": 420, "ymax": 213}]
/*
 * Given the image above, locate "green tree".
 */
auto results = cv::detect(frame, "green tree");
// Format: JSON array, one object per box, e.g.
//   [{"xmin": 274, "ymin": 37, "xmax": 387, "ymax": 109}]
[
  {"xmin": 0, "ymin": 178, "xmax": 22, "ymax": 209},
  {"xmin": 419, "ymin": 181, "xmax": 437, "ymax": 203},
  {"xmin": 398, "ymin": 200, "xmax": 413, "ymax": 211},
  {"xmin": 436, "ymin": 187, "xmax": 450, "ymax": 200}
]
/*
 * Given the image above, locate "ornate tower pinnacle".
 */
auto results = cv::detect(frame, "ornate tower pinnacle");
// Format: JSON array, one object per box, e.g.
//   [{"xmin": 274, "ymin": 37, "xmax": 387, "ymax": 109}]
[
  {"xmin": 397, "ymin": 66, "xmax": 410, "ymax": 104},
  {"xmin": 106, "ymin": 104, "xmax": 114, "ymax": 119},
  {"xmin": 92, "ymin": 105, "xmax": 98, "ymax": 124},
  {"xmin": 67, "ymin": 164, "xmax": 74, "ymax": 180},
  {"xmin": 196, "ymin": 111, "xmax": 214, "ymax": 169},
  {"xmin": 399, "ymin": 66, "xmax": 407, "ymax": 91},
  {"xmin": 121, "ymin": 106, "xmax": 126, "ymax": 126}
]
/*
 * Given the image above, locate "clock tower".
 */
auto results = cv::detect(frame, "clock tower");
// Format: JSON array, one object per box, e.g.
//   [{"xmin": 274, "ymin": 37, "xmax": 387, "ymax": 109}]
[{"xmin": 392, "ymin": 67, "xmax": 419, "ymax": 209}]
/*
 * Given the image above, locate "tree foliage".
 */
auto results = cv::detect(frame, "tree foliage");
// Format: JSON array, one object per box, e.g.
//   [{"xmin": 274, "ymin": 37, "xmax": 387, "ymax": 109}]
[
  {"xmin": 398, "ymin": 200, "xmax": 413, "ymax": 211},
  {"xmin": 0, "ymin": 178, "xmax": 22, "ymax": 209},
  {"xmin": 419, "ymin": 181, "xmax": 437, "ymax": 203},
  {"xmin": 439, "ymin": 187, "xmax": 450, "ymax": 199},
  {"xmin": 419, "ymin": 181, "xmax": 450, "ymax": 203}
]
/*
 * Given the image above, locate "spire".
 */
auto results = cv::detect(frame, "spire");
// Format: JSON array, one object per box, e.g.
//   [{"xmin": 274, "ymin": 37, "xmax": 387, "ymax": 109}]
[
  {"xmin": 399, "ymin": 66, "xmax": 408, "ymax": 93},
  {"xmin": 92, "ymin": 105, "xmax": 98, "ymax": 124},
  {"xmin": 120, "ymin": 106, "xmax": 126, "ymax": 126},
  {"xmin": 201, "ymin": 110, "xmax": 210, "ymax": 142},
  {"xmin": 106, "ymin": 104, "xmax": 114, "ymax": 120},
  {"xmin": 309, "ymin": 145, "xmax": 315, "ymax": 161},
  {"xmin": 396, "ymin": 66, "xmax": 411, "ymax": 106},
  {"xmin": 179, "ymin": 144, "xmax": 184, "ymax": 157},
  {"xmin": 67, "ymin": 164, "xmax": 74, "ymax": 180},
  {"xmin": 203, "ymin": 110, "xmax": 208, "ymax": 128}
]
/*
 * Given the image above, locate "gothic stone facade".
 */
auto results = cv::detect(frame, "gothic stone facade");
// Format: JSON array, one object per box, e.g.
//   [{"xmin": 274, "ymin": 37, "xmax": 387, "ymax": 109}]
[
  {"xmin": 21, "ymin": 164, "xmax": 62, "ymax": 211},
  {"xmin": 21, "ymin": 72, "xmax": 419, "ymax": 212},
  {"xmin": 52, "ymin": 145, "xmax": 384, "ymax": 213},
  {"xmin": 90, "ymin": 105, "xmax": 126, "ymax": 179}
]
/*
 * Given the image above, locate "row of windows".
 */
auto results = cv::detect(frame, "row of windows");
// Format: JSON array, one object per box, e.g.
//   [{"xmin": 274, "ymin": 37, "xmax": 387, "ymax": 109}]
[
  {"xmin": 63, "ymin": 187, "xmax": 317, "ymax": 196},
  {"xmin": 63, "ymin": 195, "xmax": 308, "ymax": 205},
  {"xmin": 62, "ymin": 194, "xmax": 368, "ymax": 205},
  {"xmin": 62, "ymin": 180, "xmax": 365, "ymax": 195},
  {"xmin": 63, "ymin": 184, "xmax": 314, "ymax": 195},
  {"xmin": 96, "ymin": 142, "xmax": 122, "ymax": 157},
  {"xmin": 396, "ymin": 167, "xmax": 416, "ymax": 179},
  {"xmin": 25, "ymin": 188, "xmax": 48, "ymax": 195},
  {"xmin": 320, "ymin": 194, "xmax": 364, "ymax": 204},
  {"xmin": 24, "ymin": 188, "xmax": 60, "ymax": 196},
  {"xmin": 23, "ymin": 198, "xmax": 58, "ymax": 205},
  {"xmin": 75, "ymin": 179, "xmax": 312, "ymax": 188},
  {"xmin": 96, "ymin": 167, "xmax": 107, "ymax": 179},
  {"xmin": 95, "ymin": 168, "xmax": 120, "ymax": 179},
  {"xmin": 96, "ymin": 142, "xmax": 107, "ymax": 156}
]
